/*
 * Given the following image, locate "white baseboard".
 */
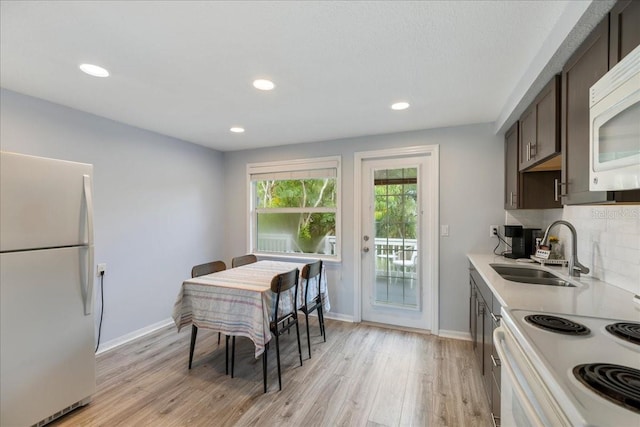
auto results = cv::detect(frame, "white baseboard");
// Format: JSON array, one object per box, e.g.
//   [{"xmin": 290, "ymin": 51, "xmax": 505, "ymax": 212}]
[
  {"xmin": 96, "ymin": 317, "xmax": 174, "ymax": 355},
  {"xmin": 323, "ymin": 312, "xmax": 354, "ymax": 323},
  {"xmin": 438, "ymin": 329, "xmax": 471, "ymax": 341}
]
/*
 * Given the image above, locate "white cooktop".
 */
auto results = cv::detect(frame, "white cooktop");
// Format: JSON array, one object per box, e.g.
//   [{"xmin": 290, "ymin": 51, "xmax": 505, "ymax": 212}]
[{"xmin": 504, "ymin": 309, "xmax": 640, "ymax": 426}]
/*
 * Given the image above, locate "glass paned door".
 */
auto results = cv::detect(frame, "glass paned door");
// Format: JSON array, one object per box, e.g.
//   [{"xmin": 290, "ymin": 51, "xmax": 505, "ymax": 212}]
[
  {"xmin": 373, "ymin": 167, "xmax": 418, "ymax": 308},
  {"xmin": 361, "ymin": 153, "xmax": 432, "ymax": 330}
]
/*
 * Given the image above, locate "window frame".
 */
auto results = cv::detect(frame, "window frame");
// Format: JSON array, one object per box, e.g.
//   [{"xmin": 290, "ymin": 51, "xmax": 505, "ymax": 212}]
[{"xmin": 247, "ymin": 156, "xmax": 341, "ymax": 262}]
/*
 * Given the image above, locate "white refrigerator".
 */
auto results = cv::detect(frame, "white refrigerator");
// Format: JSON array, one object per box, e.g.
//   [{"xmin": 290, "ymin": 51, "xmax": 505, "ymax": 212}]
[{"xmin": 1, "ymin": 152, "xmax": 96, "ymax": 427}]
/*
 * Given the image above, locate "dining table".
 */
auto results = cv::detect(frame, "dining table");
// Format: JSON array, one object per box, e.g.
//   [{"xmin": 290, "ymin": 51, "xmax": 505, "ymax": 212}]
[{"xmin": 172, "ymin": 260, "xmax": 330, "ymax": 358}]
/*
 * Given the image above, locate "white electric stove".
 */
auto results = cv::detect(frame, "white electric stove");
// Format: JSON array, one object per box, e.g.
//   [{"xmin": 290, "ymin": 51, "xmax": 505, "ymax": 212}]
[{"xmin": 495, "ymin": 308, "xmax": 640, "ymax": 427}]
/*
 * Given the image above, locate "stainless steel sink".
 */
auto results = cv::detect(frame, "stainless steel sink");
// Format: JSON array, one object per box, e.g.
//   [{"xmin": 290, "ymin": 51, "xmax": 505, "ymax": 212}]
[
  {"xmin": 490, "ymin": 264, "xmax": 576, "ymax": 287},
  {"xmin": 498, "ymin": 275, "xmax": 575, "ymax": 287},
  {"xmin": 491, "ymin": 265, "xmax": 558, "ymax": 279}
]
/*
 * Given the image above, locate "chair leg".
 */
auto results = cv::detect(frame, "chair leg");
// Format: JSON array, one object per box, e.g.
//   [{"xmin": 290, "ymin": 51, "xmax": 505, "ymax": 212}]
[
  {"xmin": 262, "ymin": 346, "xmax": 268, "ymax": 393},
  {"xmin": 275, "ymin": 333, "xmax": 282, "ymax": 391},
  {"xmin": 188, "ymin": 325, "xmax": 198, "ymax": 369},
  {"xmin": 218, "ymin": 332, "xmax": 221, "ymax": 345},
  {"xmin": 319, "ymin": 306, "xmax": 327, "ymax": 342},
  {"xmin": 304, "ymin": 311, "xmax": 311, "ymax": 358},
  {"xmin": 295, "ymin": 320, "xmax": 303, "ymax": 367}
]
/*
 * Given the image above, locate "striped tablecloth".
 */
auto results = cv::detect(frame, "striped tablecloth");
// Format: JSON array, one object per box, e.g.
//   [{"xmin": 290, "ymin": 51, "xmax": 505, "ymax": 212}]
[{"xmin": 172, "ymin": 260, "xmax": 330, "ymax": 358}]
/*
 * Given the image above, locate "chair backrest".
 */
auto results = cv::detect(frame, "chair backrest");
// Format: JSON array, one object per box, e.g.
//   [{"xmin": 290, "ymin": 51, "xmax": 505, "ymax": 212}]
[
  {"xmin": 270, "ymin": 268, "xmax": 299, "ymax": 293},
  {"xmin": 191, "ymin": 260, "xmax": 226, "ymax": 278},
  {"xmin": 301, "ymin": 260, "xmax": 322, "ymax": 305},
  {"xmin": 270, "ymin": 268, "xmax": 299, "ymax": 326},
  {"xmin": 231, "ymin": 254, "xmax": 258, "ymax": 268}
]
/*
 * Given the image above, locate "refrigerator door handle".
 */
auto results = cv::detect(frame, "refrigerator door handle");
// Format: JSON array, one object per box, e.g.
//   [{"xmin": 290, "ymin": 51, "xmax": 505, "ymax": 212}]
[
  {"xmin": 83, "ymin": 175, "xmax": 94, "ymax": 316},
  {"xmin": 84, "ymin": 174, "xmax": 94, "ymax": 247}
]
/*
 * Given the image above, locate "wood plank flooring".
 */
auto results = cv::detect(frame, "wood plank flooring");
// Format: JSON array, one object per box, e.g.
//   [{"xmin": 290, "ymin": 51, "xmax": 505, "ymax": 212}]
[{"xmin": 50, "ymin": 318, "xmax": 491, "ymax": 427}]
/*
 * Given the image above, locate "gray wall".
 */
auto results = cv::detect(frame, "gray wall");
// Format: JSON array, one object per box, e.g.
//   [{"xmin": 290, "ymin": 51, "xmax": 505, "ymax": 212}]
[
  {"xmin": 0, "ymin": 89, "xmax": 225, "ymax": 344},
  {"xmin": 1, "ymin": 88, "xmax": 504, "ymax": 340},
  {"xmin": 222, "ymin": 124, "xmax": 504, "ymax": 334}
]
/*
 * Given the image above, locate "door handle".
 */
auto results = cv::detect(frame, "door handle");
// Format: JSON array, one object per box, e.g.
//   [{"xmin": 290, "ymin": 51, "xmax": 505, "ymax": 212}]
[
  {"xmin": 82, "ymin": 174, "xmax": 94, "ymax": 316},
  {"xmin": 490, "ymin": 312, "xmax": 501, "ymax": 324},
  {"xmin": 491, "ymin": 354, "xmax": 501, "ymax": 367},
  {"xmin": 554, "ymin": 179, "xmax": 567, "ymax": 202}
]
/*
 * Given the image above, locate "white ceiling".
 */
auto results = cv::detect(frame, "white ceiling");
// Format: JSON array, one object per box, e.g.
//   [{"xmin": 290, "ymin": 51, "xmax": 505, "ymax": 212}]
[{"xmin": 1, "ymin": 1, "xmax": 587, "ymax": 152}]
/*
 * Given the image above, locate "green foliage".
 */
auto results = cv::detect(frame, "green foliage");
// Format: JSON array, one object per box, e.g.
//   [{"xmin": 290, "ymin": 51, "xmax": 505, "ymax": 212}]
[
  {"xmin": 374, "ymin": 168, "xmax": 418, "ymax": 240},
  {"xmin": 255, "ymin": 178, "xmax": 336, "ymax": 254}
]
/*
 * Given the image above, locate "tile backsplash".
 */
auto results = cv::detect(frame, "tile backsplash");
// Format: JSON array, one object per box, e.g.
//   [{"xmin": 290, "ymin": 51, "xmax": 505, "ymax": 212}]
[{"xmin": 505, "ymin": 206, "xmax": 639, "ymax": 295}]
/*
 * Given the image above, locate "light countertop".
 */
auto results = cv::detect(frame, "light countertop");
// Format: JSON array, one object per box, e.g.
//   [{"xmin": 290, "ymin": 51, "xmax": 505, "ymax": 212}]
[{"xmin": 467, "ymin": 253, "xmax": 640, "ymax": 322}]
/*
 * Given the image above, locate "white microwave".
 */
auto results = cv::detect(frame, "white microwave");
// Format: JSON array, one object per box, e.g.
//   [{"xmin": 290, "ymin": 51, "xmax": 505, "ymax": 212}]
[{"xmin": 589, "ymin": 44, "xmax": 640, "ymax": 191}]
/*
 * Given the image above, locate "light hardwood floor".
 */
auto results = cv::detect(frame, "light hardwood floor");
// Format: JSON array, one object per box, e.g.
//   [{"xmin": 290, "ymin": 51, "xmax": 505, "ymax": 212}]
[{"xmin": 51, "ymin": 318, "xmax": 491, "ymax": 427}]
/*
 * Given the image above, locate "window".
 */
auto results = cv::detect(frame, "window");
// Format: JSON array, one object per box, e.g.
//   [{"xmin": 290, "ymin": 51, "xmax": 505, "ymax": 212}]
[{"xmin": 248, "ymin": 156, "xmax": 341, "ymax": 260}]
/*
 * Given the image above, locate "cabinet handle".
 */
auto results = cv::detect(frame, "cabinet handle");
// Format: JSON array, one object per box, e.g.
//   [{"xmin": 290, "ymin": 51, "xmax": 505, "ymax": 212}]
[
  {"xmin": 554, "ymin": 179, "xmax": 567, "ymax": 202},
  {"xmin": 490, "ymin": 312, "xmax": 502, "ymax": 324},
  {"xmin": 526, "ymin": 143, "xmax": 531, "ymax": 161},
  {"xmin": 530, "ymin": 142, "xmax": 536, "ymax": 159},
  {"xmin": 510, "ymin": 191, "xmax": 516, "ymax": 207},
  {"xmin": 491, "ymin": 354, "xmax": 501, "ymax": 367},
  {"xmin": 491, "ymin": 413, "xmax": 501, "ymax": 427}
]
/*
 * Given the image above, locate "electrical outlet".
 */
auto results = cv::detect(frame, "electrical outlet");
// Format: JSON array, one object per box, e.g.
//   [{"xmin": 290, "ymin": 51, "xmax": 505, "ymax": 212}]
[
  {"xmin": 97, "ymin": 263, "xmax": 107, "ymax": 276},
  {"xmin": 490, "ymin": 225, "xmax": 499, "ymax": 237}
]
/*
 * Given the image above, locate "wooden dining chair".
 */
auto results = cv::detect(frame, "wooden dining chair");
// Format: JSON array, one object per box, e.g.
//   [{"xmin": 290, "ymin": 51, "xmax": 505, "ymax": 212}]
[
  {"xmin": 300, "ymin": 260, "xmax": 326, "ymax": 358},
  {"xmin": 231, "ymin": 254, "xmax": 257, "ymax": 268},
  {"xmin": 229, "ymin": 268, "xmax": 303, "ymax": 392},
  {"xmin": 189, "ymin": 260, "xmax": 226, "ymax": 370}
]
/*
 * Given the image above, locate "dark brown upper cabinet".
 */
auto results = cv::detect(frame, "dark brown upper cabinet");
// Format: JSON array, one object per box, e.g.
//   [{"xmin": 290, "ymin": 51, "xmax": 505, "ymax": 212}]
[
  {"xmin": 518, "ymin": 76, "xmax": 561, "ymax": 171},
  {"xmin": 504, "ymin": 122, "xmax": 520, "ymax": 209},
  {"xmin": 561, "ymin": 7, "xmax": 640, "ymax": 205},
  {"xmin": 561, "ymin": 19, "xmax": 609, "ymax": 205},
  {"xmin": 504, "ymin": 121, "xmax": 562, "ymax": 210},
  {"xmin": 610, "ymin": 0, "xmax": 640, "ymax": 67}
]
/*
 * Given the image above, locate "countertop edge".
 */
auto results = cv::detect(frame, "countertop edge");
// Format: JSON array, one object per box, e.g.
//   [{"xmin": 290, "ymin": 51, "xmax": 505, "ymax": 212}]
[{"xmin": 466, "ymin": 253, "xmax": 640, "ymax": 321}]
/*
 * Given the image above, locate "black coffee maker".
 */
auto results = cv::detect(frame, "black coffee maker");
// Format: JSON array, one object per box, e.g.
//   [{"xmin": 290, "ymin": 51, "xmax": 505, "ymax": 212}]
[{"xmin": 503, "ymin": 225, "xmax": 541, "ymax": 259}]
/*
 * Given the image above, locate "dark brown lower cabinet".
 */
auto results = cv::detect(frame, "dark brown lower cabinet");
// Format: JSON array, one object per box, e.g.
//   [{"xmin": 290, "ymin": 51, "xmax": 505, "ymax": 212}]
[{"xmin": 469, "ymin": 265, "xmax": 501, "ymax": 426}]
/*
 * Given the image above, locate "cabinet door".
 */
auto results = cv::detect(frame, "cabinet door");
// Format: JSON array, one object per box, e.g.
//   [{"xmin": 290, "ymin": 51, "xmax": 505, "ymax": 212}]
[
  {"xmin": 482, "ymin": 305, "xmax": 493, "ymax": 403},
  {"xmin": 470, "ymin": 278, "xmax": 477, "ymax": 350},
  {"xmin": 476, "ymin": 299, "xmax": 485, "ymax": 374},
  {"xmin": 518, "ymin": 106, "xmax": 537, "ymax": 171},
  {"xmin": 610, "ymin": 0, "xmax": 640, "ymax": 67},
  {"xmin": 561, "ymin": 19, "xmax": 611, "ymax": 205},
  {"xmin": 518, "ymin": 76, "xmax": 560, "ymax": 171},
  {"xmin": 535, "ymin": 76, "xmax": 561, "ymax": 161},
  {"xmin": 504, "ymin": 122, "xmax": 520, "ymax": 209}
]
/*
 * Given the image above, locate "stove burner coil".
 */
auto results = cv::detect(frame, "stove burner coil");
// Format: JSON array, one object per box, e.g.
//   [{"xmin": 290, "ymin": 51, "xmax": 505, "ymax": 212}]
[
  {"xmin": 524, "ymin": 314, "xmax": 590, "ymax": 335},
  {"xmin": 606, "ymin": 322, "xmax": 640, "ymax": 346},
  {"xmin": 574, "ymin": 363, "xmax": 640, "ymax": 413}
]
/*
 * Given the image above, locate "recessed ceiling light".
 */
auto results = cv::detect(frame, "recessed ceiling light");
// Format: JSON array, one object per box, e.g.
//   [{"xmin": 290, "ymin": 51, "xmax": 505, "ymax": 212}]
[
  {"xmin": 253, "ymin": 79, "xmax": 275, "ymax": 91},
  {"xmin": 391, "ymin": 102, "xmax": 410, "ymax": 110},
  {"xmin": 79, "ymin": 63, "xmax": 110, "ymax": 77},
  {"xmin": 230, "ymin": 127, "xmax": 245, "ymax": 133}
]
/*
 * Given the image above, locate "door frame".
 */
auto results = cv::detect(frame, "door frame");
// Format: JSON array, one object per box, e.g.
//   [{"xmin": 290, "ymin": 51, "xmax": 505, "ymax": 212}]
[{"xmin": 353, "ymin": 145, "xmax": 439, "ymax": 334}]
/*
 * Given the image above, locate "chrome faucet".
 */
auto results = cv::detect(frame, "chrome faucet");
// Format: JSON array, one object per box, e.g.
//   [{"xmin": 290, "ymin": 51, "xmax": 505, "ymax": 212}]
[{"xmin": 541, "ymin": 220, "xmax": 589, "ymax": 277}]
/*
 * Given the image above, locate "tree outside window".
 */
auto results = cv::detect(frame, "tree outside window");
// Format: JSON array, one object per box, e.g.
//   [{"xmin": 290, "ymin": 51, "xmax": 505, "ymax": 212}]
[{"xmin": 249, "ymin": 157, "xmax": 340, "ymax": 258}]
